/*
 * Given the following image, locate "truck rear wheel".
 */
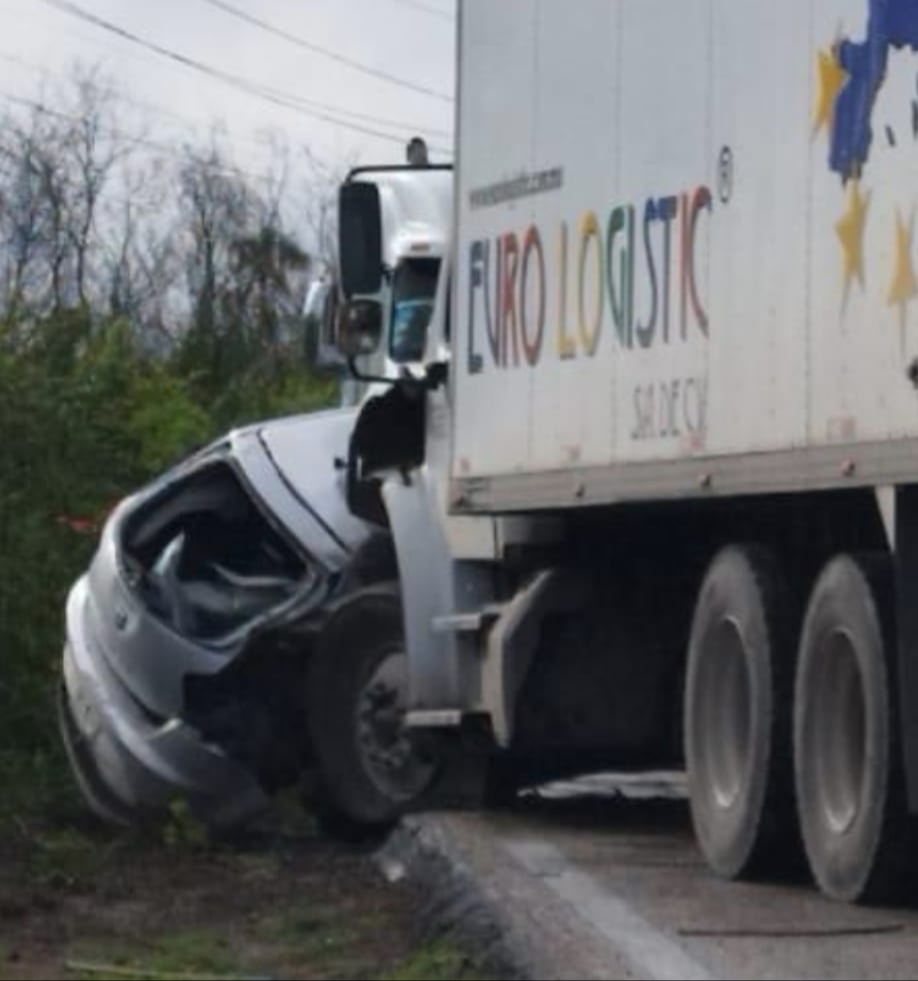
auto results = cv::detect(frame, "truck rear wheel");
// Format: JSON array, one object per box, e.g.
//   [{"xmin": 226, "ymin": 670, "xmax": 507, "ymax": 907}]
[
  {"xmin": 685, "ymin": 546, "xmax": 797, "ymax": 880},
  {"xmin": 794, "ymin": 555, "xmax": 912, "ymax": 904},
  {"xmin": 306, "ymin": 583, "xmax": 437, "ymax": 829}
]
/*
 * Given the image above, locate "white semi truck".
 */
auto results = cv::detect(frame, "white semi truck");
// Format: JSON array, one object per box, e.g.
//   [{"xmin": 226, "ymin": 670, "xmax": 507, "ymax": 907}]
[
  {"xmin": 326, "ymin": 0, "xmax": 918, "ymax": 905},
  {"xmin": 58, "ymin": 161, "xmax": 453, "ymax": 832}
]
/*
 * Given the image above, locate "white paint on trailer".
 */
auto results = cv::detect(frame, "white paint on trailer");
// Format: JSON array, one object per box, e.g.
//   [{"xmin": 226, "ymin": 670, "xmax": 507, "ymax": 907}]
[{"xmin": 452, "ymin": 0, "xmax": 918, "ymax": 491}]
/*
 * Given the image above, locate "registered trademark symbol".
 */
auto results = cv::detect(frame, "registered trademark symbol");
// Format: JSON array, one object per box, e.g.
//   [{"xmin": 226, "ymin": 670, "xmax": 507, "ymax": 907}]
[{"xmin": 717, "ymin": 146, "xmax": 734, "ymax": 204}]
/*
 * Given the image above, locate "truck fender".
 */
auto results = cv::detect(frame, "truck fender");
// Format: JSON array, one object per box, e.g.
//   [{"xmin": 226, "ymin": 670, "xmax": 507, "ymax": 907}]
[
  {"xmin": 381, "ymin": 466, "xmax": 495, "ymax": 714},
  {"xmin": 484, "ymin": 569, "xmax": 587, "ymax": 748}
]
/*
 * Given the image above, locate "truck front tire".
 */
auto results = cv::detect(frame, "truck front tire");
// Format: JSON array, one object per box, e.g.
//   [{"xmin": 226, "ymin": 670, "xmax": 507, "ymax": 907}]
[
  {"xmin": 306, "ymin": 583, "xmax": 436, "ymax": 829},
  {"xmin": 794, "ymin": 555, "xmax": 912, "ymax": 904},
  {"xmin": 685, "ymin": 546, "xmax": 797, "ymax": 880}
]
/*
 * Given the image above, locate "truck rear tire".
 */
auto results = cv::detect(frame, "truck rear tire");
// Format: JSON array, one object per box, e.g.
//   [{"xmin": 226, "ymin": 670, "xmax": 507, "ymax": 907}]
[
  {"xmin": 794, "ymin": 554, "xmax": 912, "ymax": 904},
  {"xmin": 306, "ymin": 583, "xmax": 437, "ymax": 828},
  {"xmin": 685, "ymin": 546, "xmax": 797, "ymax": 880}
]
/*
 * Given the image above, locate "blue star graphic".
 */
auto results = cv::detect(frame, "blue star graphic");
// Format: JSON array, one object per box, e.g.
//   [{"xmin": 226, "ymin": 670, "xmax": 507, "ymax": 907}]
[{"xmin": 831, "ymin": 0, "xmax": 918, "ymax": 181}]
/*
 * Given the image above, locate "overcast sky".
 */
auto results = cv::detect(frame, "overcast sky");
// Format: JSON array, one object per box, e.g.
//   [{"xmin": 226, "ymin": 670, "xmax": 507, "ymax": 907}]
[{"xmin": 0, "ymin": 0, "xmax": 457, "ymax": 177}]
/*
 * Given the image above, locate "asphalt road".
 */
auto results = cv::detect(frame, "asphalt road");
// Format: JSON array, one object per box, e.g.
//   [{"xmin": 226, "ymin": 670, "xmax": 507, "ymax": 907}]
[{"xmin": 406, "ymin": 773, "xmax": 918, "ymax": 981}]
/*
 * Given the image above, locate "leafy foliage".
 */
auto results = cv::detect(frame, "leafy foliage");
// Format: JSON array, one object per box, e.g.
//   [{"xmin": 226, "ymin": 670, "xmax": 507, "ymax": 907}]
[
  {"xmin": 0, "ymin": 63, "xmax": 341, "ymax": 814},
  {"xmin": 0, "ymin": 311, "xmax": 335, "ymax": 756}
]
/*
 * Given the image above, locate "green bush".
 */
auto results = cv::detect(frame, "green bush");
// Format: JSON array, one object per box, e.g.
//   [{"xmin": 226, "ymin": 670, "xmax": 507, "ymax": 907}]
[{"xmin": 0, "ymin": 309, "xmax": 335, "ymax": 777}]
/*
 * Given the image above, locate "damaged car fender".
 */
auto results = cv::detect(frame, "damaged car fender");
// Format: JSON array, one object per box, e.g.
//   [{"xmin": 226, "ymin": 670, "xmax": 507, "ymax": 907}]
[{"xmin": 60, "ymin": 407, "xmax": 384, "ymax": 829}]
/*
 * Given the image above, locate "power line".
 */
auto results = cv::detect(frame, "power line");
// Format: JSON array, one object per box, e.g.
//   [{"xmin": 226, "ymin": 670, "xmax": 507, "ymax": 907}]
[
  {"xmin": 385, "ymin": 0, "xmax": 455, "ymax": 21},
  {"xmin": 197, "ymin": 0, "xmax": 452, "ymax": 104},
  {"xmin": 0, "ymin": 46, "xmax": 451, "ymax": 142},
  {"xmin": 0, "ymin": 90, "xmax": 276, "ymax": 186},
  {"xmin": 224, "ymin": 80, "xmax": 451, "ymax": 141},
  {"xmin": 0, "ymin": 49, "xmax": 312, "ymax": 181},
  {"xmin": 0, "ymin": 1, "xmax": 453, "ymax": 141},
  {"xmin": 33, "ymin": 0, "xmax": 450, "ymax": 144},
  {"xmin": 33, "ymin": 0, "xmax": 451, "ymax": 153},
  {"xmin": 0, "ymin": 50, "xmax": 213, "ymax": 135},
  {"xmin": 0, "ymin": 95, "xmax": 160, "ymax": 213}
]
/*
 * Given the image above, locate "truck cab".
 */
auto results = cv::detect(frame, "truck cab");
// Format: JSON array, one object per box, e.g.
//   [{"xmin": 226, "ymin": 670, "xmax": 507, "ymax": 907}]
[
  {"xmin": 291, "ymin": 159, "xmax": 469, "ymax": 829},
  {"xmin": 306, "ymin": 162, "xmax": 453, "ymax": 404},
  {"xmin": 58, "ymin": 151, "xmax": 456, "ymax": 835}
]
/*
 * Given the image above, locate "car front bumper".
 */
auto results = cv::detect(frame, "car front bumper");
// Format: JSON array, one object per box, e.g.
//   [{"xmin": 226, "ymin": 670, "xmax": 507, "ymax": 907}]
[{"xmin": 60, "ymin": 576, "xmax": 269, "ymax": 829}]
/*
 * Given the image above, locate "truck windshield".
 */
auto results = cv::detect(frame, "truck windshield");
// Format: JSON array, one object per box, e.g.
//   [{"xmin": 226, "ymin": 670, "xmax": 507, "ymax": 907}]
[{"xmin": 390, "ymin": 258, "xmax": 440, "ymax": 363}]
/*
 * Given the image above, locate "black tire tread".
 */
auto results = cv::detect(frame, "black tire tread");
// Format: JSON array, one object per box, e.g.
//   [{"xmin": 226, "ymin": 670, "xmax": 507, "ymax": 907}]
[
  {"xmin": 306, "ymin": 582, "xmax": 423, "ymax": 829},
  {"xmin": 796, "ymin": 553, "xmax": 915, "ymax": 905},
  {"xmin": 686, "ymin": 544, "xmax": 801, "ymax": 880}
]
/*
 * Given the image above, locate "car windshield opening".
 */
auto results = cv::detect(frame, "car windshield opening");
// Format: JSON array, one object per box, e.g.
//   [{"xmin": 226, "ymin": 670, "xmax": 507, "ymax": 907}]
[{"xmin": 121, "ymin": 464, "xmax": 314, "ymax": 641}]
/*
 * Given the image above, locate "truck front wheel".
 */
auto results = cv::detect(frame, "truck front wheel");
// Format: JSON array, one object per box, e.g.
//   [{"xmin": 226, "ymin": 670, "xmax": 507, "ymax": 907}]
[
  {"xmin": 306, "ymin": 583, "xmax": 437, "ymax": 828},
  {"xmin": 794, "ymin": 555, "xmax": 912, "ymax": 903},
  {"xmin": 685, "ymin": 546, "xmax": 797, "ymax": 880}
]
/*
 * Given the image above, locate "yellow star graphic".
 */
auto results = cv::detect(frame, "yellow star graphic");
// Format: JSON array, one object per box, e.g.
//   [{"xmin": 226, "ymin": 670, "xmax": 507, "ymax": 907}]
[
  {"xmin": 813, "ymin": 45, "xmax": 848, "ymax": 137},
  {"xmin": 836, "ymin": 181, "xmax": 870, "ymax": 291},
  {"xmin": 889, "ymin": 210, "xmax": 918, "ymax": 308}
]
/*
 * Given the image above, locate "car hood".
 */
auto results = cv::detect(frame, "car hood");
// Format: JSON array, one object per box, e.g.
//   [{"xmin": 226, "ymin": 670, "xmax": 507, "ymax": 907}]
[
  {"xmin": 82, "ymin": 406, "xmax": 372, "ymax": 719},
  {"xmin": 252, "ymin": 408, "xmax": 369, "ymax": 559}
]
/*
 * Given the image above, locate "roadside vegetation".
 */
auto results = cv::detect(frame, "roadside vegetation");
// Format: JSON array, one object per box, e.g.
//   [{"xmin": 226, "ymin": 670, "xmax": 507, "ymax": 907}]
[
  {"xmin": 0, "ymin": 64, "xmax": 337, "ymax": 790},
  {"xmin": 0, "ymin": 67, "xmax": 491, "ymax": 981},
  {"xmin": 0, "ymin": 792, "xmax": 492, "ymax": 980}
]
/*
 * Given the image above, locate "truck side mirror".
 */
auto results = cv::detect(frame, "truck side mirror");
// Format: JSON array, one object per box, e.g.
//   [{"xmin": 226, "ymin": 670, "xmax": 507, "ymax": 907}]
[
  {"xmin": 337, "ymin": 299, "xmax": 384, "ymax": 358},
  {"xmin": 303, "ymin": 279, "xmax": 347, "ymax": 373},
  {"xmin": 339, "ymin": 183, "xmax": 384, "ymax": 297}
]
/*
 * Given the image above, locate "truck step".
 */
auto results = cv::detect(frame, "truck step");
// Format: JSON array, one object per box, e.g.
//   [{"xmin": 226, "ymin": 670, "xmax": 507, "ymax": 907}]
[
  {"xmin": 432, "ymin": 605, "xmax": 506, "ymax": 635},
  {"xmin": 406, "ymin": 709, "xmax": 465, "ymax": 728}
]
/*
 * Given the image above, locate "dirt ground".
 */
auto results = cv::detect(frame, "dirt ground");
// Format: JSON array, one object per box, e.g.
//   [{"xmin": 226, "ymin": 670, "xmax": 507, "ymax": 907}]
[{"xmin": 0, "ymin": 794, "xmax": 492, "ymax": 981}]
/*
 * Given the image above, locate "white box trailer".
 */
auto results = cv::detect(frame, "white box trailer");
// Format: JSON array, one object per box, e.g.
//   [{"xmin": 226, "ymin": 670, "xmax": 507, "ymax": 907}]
[
  {"xmin": 330, "ymin": 0, "xmax": 918, "ymax": 909},
  {"xmin": 452, "ymin": 0, "xmax": 918, "ymax": 503}
]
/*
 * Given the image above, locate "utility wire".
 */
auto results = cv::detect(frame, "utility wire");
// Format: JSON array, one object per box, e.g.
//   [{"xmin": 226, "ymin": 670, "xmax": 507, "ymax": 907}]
[
  {"xmin": 0, "ymin": 45, "xmax": 450, "ymax": 140},
  {"xmin": 2, "ymin": 1, "xmax": 452, "ymax": 138},
  {"xmin": 0, "ymin": 90, "xmax": 276, "ymax": 185},
  {"xmin": 384, "ymin": 0, "xmax": 455, "ymax": 22},
  {"xmin": 33, "ymin": 0, "xmax": 451, "ymax": 152},
  {"xmin": 197, "ymin": 0, "xmax": 452, "ymax": 103},
  {"xmin": 35, "ymin": 0, "xmax": 450, "ymax": 142},
  {"xmin": 0, "ymin": 50, "xmax": 264, "ymax": 151},
  {"xmin": 0, "ymin": 50, "xmax": 451, "ymax": 185}
]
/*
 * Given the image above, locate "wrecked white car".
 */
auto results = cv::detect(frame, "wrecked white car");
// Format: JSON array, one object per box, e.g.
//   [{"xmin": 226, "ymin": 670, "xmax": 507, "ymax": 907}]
[{"xmin": 59, "ymin": 407, "xmax": 424, "ymax": 830}]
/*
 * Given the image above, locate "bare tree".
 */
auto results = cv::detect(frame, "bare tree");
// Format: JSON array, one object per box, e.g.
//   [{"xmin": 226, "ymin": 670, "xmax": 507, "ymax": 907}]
[
  {"xmin": 101, "ymin": 153, "xmax": 181, "ymax": 349},
  {"xmin": 0, "ymin": 109, "xmax": 47, "ymax": 319},
  {"xmin": 300, "ymin": 147, "xmax": 351, "ymax": 273},
  {"xmin": 231, "ymin": 225, "xmax": 310, "ymax": 352},
  {"xmin": 61, "ymin": 67, "xmax": 127, "ymax": 307},
  {"xmin": 0, "ymin": 58, "xmax": 346, "ymax": 375},
  {"xmin": 0, "ymin": 66, "xmax": 131, "ymax": 319},
  {"xmin": 173, "ymin": 135, "xmax": 261, "ymax": 391}
]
